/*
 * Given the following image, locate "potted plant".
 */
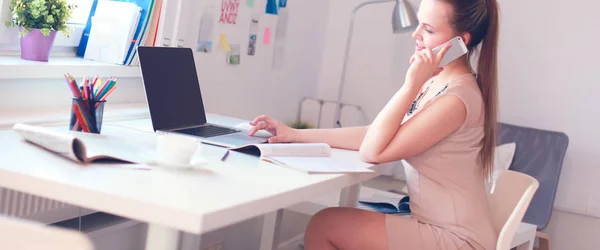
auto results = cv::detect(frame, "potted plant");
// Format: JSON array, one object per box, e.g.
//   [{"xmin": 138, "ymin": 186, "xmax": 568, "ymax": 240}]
[
  {"xmin": 5, "ymin": 0, "xmax": 76, "ymax": 62},
  {"xmin": 289, "ymin": 120, "xmax": 315, "ymax": 129}
]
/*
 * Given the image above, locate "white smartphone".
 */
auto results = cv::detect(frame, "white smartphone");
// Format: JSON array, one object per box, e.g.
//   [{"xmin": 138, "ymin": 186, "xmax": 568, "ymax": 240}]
[{"xmin": 432, "ymin": 36, "xmax": 469, "ymax": 67}]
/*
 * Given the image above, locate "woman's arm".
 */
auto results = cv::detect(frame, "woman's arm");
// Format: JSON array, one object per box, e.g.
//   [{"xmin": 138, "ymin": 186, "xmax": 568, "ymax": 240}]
[
  {"xmin": 359, "ymin": 86, "xmax": 420, "ymax": 160},
  {"xmin": 359, "ymin": 91, "xmax": 466, "ymax": 163},
  {"xmin": 295, "ymin": 126, "xmax": 368, "ymax": 151},
  {"xmin": 359, "ymin": 44, "xmax": 466, "ymax": 163},
  {"xmin": 247, "ymin": 115, "xmax": 368, "ymax": 150}
]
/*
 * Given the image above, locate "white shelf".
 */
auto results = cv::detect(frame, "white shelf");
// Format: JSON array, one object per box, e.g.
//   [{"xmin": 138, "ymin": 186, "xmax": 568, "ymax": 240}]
[
  {"xmin": 0, "ymin": 103, "xmax": 150, "ymax": 130},
  {"xmin": 0, "ymin": 56, "xmax": 142, "ymax": 79}
]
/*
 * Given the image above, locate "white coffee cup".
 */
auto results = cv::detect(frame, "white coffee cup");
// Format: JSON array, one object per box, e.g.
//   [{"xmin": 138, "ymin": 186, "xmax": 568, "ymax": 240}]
[{"xmin": 156, "ymin": 133, "xmax": 200, "ymax": 167}]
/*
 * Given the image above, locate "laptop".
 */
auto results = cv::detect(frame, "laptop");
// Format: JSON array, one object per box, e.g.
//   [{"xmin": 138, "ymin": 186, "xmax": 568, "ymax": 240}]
[{"xmin": 137, "ymin": 46, "xmax": 268, "ymax": 148}]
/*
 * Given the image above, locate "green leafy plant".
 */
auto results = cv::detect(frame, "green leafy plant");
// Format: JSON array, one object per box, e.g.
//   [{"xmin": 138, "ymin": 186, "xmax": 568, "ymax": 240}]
[
  {"xmin": 289, "ymin": 120, "xmax": 315, "ymax": 129},
  {"xmin": 5, "ymin": 0, "xmax": 76, "ymax": 37}
]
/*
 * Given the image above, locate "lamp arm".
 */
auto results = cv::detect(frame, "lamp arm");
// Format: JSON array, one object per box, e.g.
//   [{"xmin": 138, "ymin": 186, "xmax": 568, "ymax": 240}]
[{"xmin": 333, "ymin": 0, "xmax": 397, "ymax": 128}]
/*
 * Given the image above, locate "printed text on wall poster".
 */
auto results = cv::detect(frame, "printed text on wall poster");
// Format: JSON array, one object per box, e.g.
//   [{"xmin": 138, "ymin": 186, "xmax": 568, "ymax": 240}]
[{"xmin": 220, "ymin": 0, "xmax": 241, "ymax": 24}]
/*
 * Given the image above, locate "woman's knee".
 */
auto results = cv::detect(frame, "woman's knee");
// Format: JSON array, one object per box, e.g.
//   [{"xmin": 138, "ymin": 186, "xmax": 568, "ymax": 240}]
[{"xmin": 306, "ymin": 207, "xmax": 345, "ymax": 234}]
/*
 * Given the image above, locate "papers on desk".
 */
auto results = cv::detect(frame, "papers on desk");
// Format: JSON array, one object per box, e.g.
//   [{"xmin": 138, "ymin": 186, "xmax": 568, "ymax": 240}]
[
  {"xmin": 263, "ymin": 156, "xmax": 374, "ymax": 174},
  {"xmin": 13, "ymin": 123, "xmax": 154, "ymax": 166},
  {"xmin": 231, "ymin": 142, "xmax": 332, "ymax": 157},
  {"xmin": 229, "ymin": 142, "xmax": 373, "ymax": 174}
]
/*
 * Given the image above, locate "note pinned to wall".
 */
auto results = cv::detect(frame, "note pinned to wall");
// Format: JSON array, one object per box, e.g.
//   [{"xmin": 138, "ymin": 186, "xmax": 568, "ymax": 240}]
[
  {"xmin": 197, "ymin": 7, "xmax": 217, "ymax": 53},
  {"xmin": 272, "ymin": 8, "xmax": 290, "ymax": 69},
  {"xmin": 219, "ymin": 0, "xmax": 242, "ymax": 24},
  {"xmin": 263, "ymin": 27, "xmax": 271, "ymax": 45},
  {"xmin": 227, "ymin": 44, "xmax": 241, "ymax": 65},
  {"xmin": 219, "ymin": 33, "xmax": 232, "ymax": 52},
  {"xmin": 265, "ymin": 0, "xmax": 278, "ymax": 15},
  {"xmin": 279, "ymin": 0, "xmax": 287, "ymax": 8},
  {"xmin": 248, "ymin": 15, "xmax": 259, "ymax": 55},
  {"xmin": 247, "ymin": 0, "xmax": 254, "ymax": 7}
]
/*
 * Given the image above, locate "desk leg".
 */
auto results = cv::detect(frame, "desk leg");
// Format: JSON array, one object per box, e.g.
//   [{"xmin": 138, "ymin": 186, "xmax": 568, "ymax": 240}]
[
  {"xmin": 260, "ymin": 209, "xmax": 283, "ymax": 250},
  {"xmin": 145, "ymin": 224, "xmax": 180, "ymax": 250},
  {"xmin": 339, "ymin": 184, "xmax": 361, "ymax": 207}
]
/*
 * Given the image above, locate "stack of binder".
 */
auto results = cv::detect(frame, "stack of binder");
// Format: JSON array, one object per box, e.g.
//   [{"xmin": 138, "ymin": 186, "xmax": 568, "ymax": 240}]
[{"xmin": 77, "ymin": 0, "xmax": 164, "ymax": 66}]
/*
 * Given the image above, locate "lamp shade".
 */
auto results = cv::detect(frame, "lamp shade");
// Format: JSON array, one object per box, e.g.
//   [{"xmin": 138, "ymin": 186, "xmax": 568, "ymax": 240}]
[{"xmin": 392, "ymin": 0, "xmax": 418, "ymax": 33}]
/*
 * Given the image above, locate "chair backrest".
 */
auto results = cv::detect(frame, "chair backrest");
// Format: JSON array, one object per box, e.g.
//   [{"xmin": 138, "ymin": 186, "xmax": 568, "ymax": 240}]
[
  {"xmin": 497, "ymin": 123, "xmax": 569, "ymax": 230},
  {"xmin": 488, "ymin": 169, "xmax": 539, "ymax": 250},
  {"xmin": 0, "ymin": 215, "xmax": 94, "ymax": 250}
]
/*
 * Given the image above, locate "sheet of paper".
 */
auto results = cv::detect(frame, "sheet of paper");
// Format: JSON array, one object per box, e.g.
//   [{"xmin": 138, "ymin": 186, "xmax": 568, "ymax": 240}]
[
  {"xmin": 247, "ymin": 0, "xmax": 254, "ymax": 7},
  {"xmin": 197, "ymin": 7, "xmax": 217, "ymax": 53},
  {"xmin": 219, "ymin": 33, "xmax": 232, "ymax": 52},
  {"xmin": 256, "ymin": 143, "xmax": 331, "ymax": 157},
  {"xmin": 263, "ymin": 27, "xmax": 271, "ymax": 45},
  {"xmin": 272, "ymin": 8, "xmax": 289, "ymax": 69},
  {"xmin": 266, "ymin": 157, "xmax": 375, "ymax": 174}
]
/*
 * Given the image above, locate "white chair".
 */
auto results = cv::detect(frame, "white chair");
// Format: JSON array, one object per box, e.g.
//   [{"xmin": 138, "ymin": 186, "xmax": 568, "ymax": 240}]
[
  {"xmin": 280, "ymin": 170, "xmax": 539, "ymax": 250},
  {"xmin": 0, "ymin": 215, "xmax": 94, "ymax": 250},
  {"xmin": 489, "ymin": 169, "xmax": 539, "ymax": 250}
]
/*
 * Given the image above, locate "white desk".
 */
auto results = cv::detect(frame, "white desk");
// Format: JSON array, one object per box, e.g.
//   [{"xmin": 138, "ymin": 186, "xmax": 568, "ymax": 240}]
[{"xmin": 0, "ymin": 114, "xmax": 388, "ymax": 250}]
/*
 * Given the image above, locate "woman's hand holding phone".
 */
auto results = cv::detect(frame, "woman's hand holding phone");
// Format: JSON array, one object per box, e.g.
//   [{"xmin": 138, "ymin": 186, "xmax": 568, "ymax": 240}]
[{"xmin": 405, "ymin": 42, "xmax": 452, "ymax": 90}]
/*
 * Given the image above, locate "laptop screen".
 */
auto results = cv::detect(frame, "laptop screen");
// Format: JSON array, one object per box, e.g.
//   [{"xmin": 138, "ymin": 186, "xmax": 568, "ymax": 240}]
[{"xmin": 138, "ymin": 46, "xmax": 207, "ymax": 131}]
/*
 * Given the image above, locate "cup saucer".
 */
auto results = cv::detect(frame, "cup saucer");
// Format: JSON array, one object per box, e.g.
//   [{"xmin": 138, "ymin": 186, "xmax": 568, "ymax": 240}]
[{"xmin": 148, "ymin": 157, "xmax": 209, "ymax": 170}]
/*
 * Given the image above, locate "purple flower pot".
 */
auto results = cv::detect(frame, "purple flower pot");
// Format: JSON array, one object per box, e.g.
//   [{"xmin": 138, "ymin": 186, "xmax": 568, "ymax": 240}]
[{"xmin": 19, "ymin": 28, "xmax": 57, "ymax": 62}]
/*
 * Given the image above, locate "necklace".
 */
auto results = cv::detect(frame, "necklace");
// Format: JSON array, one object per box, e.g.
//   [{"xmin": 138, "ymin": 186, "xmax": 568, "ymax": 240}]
[{"xmin": 407, "ymin": 80, "xmax": 449, "ymax": 116}]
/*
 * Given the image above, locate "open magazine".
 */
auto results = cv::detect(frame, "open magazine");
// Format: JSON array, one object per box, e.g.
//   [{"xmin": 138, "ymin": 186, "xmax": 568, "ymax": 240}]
[
  {"xmin": 359, "ymin": 195, "xmax": 411, "ymax": 215},
  {"xmin": 13, "ymin": 123, "xmax": 155, "ymax": 165},
  {"xmin": 229, "ymin": 143, "xmax": 374, "ymax": 174}
]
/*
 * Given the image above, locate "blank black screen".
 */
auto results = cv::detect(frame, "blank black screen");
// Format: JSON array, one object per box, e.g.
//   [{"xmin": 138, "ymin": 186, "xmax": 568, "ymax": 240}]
[{"xmin": 138, "ymin": 46, "xmax": 207, "ymax": 131}]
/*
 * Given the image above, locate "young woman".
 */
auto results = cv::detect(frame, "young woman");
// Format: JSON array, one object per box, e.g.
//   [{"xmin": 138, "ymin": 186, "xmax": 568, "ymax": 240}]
[{"xmin": 247, "ymin": 0, "xmax": 499, "ymax": 249}]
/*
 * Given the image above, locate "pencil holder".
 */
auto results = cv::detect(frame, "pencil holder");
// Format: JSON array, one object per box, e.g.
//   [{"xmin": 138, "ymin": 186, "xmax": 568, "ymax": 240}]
[{"xmin": 69, "ymin": 98, "xmax": 106, "ymax": 134}]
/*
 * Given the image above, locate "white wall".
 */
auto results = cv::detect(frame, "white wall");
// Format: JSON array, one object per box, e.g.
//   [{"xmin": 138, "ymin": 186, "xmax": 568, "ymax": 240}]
[
  {"xmin": 497, "ymin": 0, "xmax": 600, "ymax": 218},
  {"xmin": 177, "ymin": 0, "xmax": 329, "ymax": 123},
  {"xmin": 314, "ymin": 0, "xmax": 418, "ymax": 129},
  {"xmin": 314, "ymin": 0, "xmax": 600, "ymax": 249},
  {"xmin": 0, "ymin": 78, "xmax": 147, "ymax": 116}
]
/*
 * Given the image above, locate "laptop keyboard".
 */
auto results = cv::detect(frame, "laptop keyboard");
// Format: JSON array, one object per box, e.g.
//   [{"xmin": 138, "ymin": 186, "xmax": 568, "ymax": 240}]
[{"xmin": 177, "ymin": 125, "xmax": 240, "ymax": 138}]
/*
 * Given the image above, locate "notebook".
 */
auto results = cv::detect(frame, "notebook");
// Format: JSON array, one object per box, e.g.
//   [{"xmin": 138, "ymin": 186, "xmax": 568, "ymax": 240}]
[
  {"xmin": 229, "ymin": 143, "xmax": 375, "ymax": 174},
  {"xmin": 84, "ymin": 1, "xmax": 141, "ymax": 64}
]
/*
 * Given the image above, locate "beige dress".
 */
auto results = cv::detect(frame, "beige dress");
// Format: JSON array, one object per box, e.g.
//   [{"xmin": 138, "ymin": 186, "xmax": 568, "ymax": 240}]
[{"xmin": 385, "ymin": 74, "xmax": 498, "ymax": 250}]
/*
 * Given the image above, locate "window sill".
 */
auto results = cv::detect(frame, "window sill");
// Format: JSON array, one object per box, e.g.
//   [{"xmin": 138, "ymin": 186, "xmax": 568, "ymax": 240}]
[
  {"xmin": 0, "ymin": 103, "xmax": 150, "ymax": 130},
  {"xmin": 0, "ymin": 56, "xmax": 141, "ymax": 79}
]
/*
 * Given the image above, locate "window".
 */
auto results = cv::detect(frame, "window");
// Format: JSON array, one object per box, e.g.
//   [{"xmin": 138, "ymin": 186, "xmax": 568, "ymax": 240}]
[
  {"xmin": 0, "ymin": 0, "xmax": 95, "ymax": 55},
  {"xmin": 67, "ymin": 0, "xmax": 94, "ymax": 25}
]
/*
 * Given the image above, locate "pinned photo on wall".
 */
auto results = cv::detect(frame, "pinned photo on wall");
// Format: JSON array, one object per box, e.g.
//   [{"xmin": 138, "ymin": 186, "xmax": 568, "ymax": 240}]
[
  {"xmin": 272, "ymin": 7, "xmax": 289, "ymax": 69},
  {"xmin": 220, "ymin": 0, "xmax": 241, "ymax": 24},
  {"xmin": 265, "ymin": 0, "xmax": 278, "ymax": 15},
  {"xmin": 227, "ymin": 44, "xmax": 241, "ymax": 65},
  {"xmin": 219, "ymin": 33, "xmax": 232, "ymax": 52},
  {"xmin": 263, "ymin": 27, "xmax": 271, "ymax": 45},
  {"xmin": 247, "ymin": 15, "xmax": 259, "ymax": 55},
  {"xmin": 197, "ymin": 7, "xmax": 217, "ymax": 53}
]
